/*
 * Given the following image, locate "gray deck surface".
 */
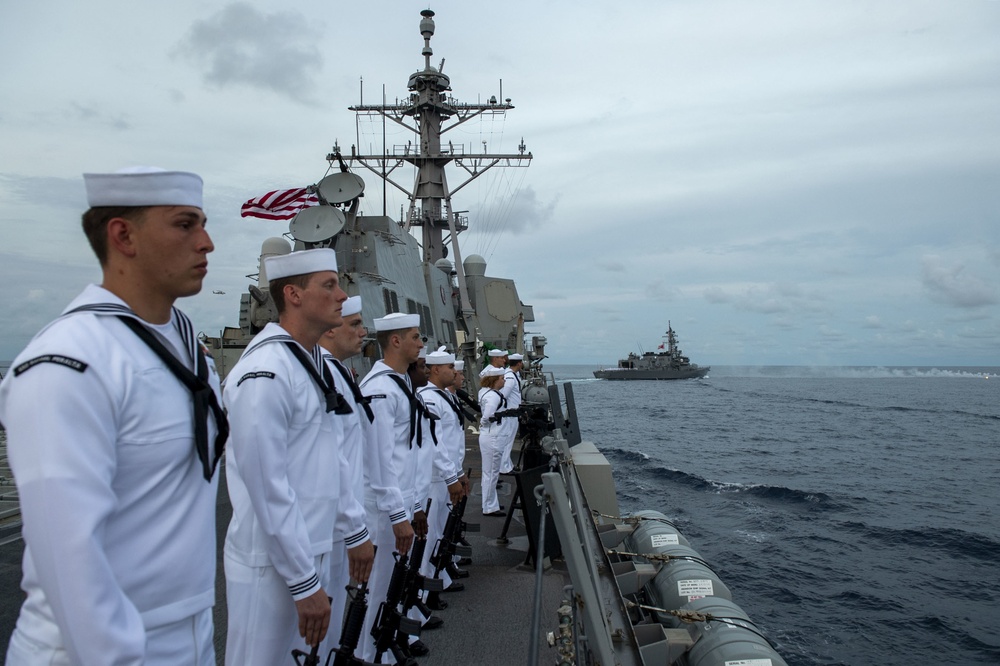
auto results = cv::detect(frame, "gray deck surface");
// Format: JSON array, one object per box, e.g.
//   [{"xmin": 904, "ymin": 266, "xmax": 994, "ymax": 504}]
[{"xmin": 1, "ymin": 436, "xmax": 573, "ymax": 665}]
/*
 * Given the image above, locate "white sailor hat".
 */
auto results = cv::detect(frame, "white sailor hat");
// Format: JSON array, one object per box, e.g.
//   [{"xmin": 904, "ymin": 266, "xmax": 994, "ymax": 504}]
[
  {"xmin": 487, "ymin": 349, "xmax": 508, "ymax": 358},
  {"xmin": 508, "ymin": 353, "xmax": 524, "ymax": 361},
  {"xmin": 454, "ymin": 360, "xmax": 465, "ymax": 371},
  {"xmin": 374, "ymin": 312, "xmax": 420, "ymax": 332},
  {"xmin": 482, "ymin": 366, "xmax": 506, "ymax": 377},
  {"xmin": 426, "ymin": 348, "xmax": 455, "ymax": 365},
  {"xmin": 84, "ymin": 166, "xmax": 203, "ymax": 208},
  {"xmin": 264, "ymin": 248, "xmax": 338, "ymax": 280},
  {"xmin": 341, "ymin": 295, "xmax": 362, "ymax": 317},
  {"xmin": 418, "ymin": 347, "xmax": 427, "ymax": 359}
]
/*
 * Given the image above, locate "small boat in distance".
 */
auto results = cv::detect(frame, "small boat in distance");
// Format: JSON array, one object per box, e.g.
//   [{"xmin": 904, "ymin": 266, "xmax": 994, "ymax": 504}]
[{"xmin": 594, "ymin": 322, "xmax": 710, "ymax": 380}]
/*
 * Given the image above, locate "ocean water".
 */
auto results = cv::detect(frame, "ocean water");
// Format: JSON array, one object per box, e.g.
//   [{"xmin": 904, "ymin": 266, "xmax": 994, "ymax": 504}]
[{"xmin": 547, "ymin": 364, "xmax": 1000, "ymax": 666}]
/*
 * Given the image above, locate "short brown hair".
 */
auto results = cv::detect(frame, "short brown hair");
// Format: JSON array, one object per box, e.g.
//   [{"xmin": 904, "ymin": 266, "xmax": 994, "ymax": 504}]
[
  {"xmin": 375, "ymin": 329, "xmax": 399, "ymax": 352},
  {"xmin": 81, "ymin": 206, "xmax": 148, "ymax": 265},
  {"xmin": 269, "ymin": 274, "xmax": 312, "ymax": 313}
]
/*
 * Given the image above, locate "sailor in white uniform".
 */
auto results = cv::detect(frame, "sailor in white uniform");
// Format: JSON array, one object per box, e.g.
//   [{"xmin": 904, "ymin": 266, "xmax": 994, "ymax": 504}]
[
  {"xmin": 356, "ymin": 312, "xmax": 424, "ymax": 662},
  {"xmin": 479, "ymin": 347, "xmax": 508, "ymax": 378},
  {"xmin": 409, "ymin": 348, "xmax": 436, "ymax": 551},
  {"xmin": 498, "ymin": 352, "xmax": 524, "ymax": 473},
  {"xmin": 317, "ymin": 295, "xmax": 376, "ymax": 653},
  {"xmin": 223, "ymin": 248, "xmax": 353, "ymax": 665},
  {"xmin": 417, "ymin": 349, "xmax": 467, "ymax": 592},
  {"xmin": 0, "ymin": 167, "xmax": 225, "ymax": 665},
  {"xmin": 478, "ymin": 366, "xmax": 508, "ymax": 516}
]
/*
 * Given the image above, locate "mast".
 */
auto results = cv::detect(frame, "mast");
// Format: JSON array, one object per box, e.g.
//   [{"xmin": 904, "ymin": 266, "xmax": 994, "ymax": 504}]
[{"xmin": 333, "ymin": 9, "xmax": 532, "ymax": 317}]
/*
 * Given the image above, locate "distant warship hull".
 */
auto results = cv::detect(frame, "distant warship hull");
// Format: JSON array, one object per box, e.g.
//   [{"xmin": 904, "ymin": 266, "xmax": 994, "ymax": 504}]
[{"xmin": 593, "ymin": 366, "xmax": 709, "ymax": 380}]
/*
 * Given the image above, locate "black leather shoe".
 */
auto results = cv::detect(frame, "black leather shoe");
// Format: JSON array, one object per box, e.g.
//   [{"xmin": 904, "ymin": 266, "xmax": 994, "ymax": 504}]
[
  {"xmin": 447, "ymin": 564, "xmax": 469, "ymax": 579},
  {"xmin": 423, "ymin": 615, "xmax": 444, "ymax": 630},
  {"xmin": 426, "ymin": 592, "xmax": 448, "ymax": 610},
  {"xmin": 457, "ymin": 557, "xmax": 472, "ymax": 566},
  {"xmin": 442, "ymin": 582, "xmax": 465, "ymax": 592},
  {"xmin": 407, "ymin": 640, "xmax": 430, "ymax": 656},
  {"xmin": 484, "ymin": 510, "xmax": 505, "ymax": 517}
]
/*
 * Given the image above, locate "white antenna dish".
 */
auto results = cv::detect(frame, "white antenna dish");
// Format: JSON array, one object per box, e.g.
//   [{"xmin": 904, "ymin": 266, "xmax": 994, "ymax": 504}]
[
  {"xmin": 289, "ymin": 205, "xmax": 345, "ymax": 242},
  {"xmin": 317, "ymin": 172, "xmax": 365, "ymax": 204}
]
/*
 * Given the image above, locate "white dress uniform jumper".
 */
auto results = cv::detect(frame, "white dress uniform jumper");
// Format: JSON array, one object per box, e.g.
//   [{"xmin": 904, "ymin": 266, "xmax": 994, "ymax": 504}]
[
  {"xmin": 222, "ymin": 322, "xmax": 359, "ymax": 666},
  {"xmin": 0, "ymin": 285, "xmax": 224, "ymax": 666},
  {"xmin": 356, "ymin": 361, "xmax": 422, "ymax": 662},
  {"xmin": 321, "ymin": 353, "xmax": 375, "ymax": 653}
]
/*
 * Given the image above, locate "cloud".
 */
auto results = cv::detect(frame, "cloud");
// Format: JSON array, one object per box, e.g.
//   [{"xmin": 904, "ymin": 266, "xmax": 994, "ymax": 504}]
[
  {"xmin": 175, "ymin": 3, "xmax": 323, "ymax": 104},
  {"xmin": 703, "ymin": 286, "xmax": 731, "ymax": 304},
  {"xmin": 863, "ymin": 315, "xmax": 882, "ymax": 328},
  {"xmin": 921, "ymin": 255, "xmax": 998, "ymax": 308},
  {"xmin": 493, "ymin": 186, "xmax": 557, "ymax": 236},
  {"xmin": 644, "ymin": 279, "xmax": 680, "ymax": 302},
  {"xmin": 69, "ymin": 102, "xmax": 131, "ymax": 131},
  {"xmin": 702, "ymin": 283, "xmax": 791, "ymax": 313},
  {"xmin": 0, "ymin": 174, "xmax": 83, "ymax": 209},
  {"xmin": 597, "ymin": 260, "xmax": 626, "ymax": 273}
]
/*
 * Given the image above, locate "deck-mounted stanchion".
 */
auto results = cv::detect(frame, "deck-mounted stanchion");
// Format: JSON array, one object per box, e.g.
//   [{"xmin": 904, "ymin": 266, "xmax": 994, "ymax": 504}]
[{"xmin": 527, "ymin": 483, "xmax": 549, "ymax": 666}]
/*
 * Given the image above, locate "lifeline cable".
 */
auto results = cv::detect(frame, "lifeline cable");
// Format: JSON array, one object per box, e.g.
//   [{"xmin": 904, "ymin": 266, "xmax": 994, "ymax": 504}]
[{"xmin": 622, "ymin": 600, "xmax": 779, "ymax": 649}]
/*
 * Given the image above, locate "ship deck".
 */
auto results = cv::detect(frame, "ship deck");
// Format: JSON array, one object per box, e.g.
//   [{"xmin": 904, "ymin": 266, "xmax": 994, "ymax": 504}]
[{"xmin": 0, "ymin": 433, "xmax": 574, "ymax": 664}]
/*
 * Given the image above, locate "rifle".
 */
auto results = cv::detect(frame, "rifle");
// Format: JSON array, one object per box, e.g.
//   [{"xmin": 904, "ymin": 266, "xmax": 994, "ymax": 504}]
[
  {"xmin": 332, "ymin": 580, "xmax": 378, "ymax": 666},
  {"xmin": 371, "ymin": 551, "xmax": 421, "ymax": 666},
  {"xmin": 291, "ymin": 644, "xmax": 320, "ymax": 666},
  {"xmin": 431, "ymin": 496, "xmax": 474, "ymax": 578},
  {"xmin": 488, "ymin": 406, "xmax": 529, "ymax": 424},
  {"xmin": 456, "ymin": 388, "xmax": 481, "ymax": 414},
  {"xmin": 395, "ymin": 536, "xmax": 444, "ymax": 651}
]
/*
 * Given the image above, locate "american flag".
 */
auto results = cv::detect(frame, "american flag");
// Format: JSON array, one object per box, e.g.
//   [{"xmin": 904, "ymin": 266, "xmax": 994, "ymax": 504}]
[{"xmin": 240, "ymin": 187, "xmax": 319, "ymax": 220}]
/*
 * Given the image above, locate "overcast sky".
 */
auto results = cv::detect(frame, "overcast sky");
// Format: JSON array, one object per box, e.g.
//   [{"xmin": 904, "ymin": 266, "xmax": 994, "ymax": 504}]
[{"xmin": 2, "ymin": 1, "xmax": 999, "ymax": 366}]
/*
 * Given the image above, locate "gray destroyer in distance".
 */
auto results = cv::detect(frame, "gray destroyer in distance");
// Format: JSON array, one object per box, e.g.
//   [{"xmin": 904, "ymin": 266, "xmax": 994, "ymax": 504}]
[
  {"xmin": 594, "ymin": 322, "xmax": 710, "ymax": 380},
  {"xmin": 199, "ymin": 9, "xmax": 783, "ymax": 666}
]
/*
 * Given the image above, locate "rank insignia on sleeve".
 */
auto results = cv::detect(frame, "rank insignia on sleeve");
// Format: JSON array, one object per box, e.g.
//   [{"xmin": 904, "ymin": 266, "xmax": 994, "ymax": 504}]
[
  {"xmin": 14, "ymin": 355, "xmax": 89, "ymax": 376},
  {"xmin": 236, "ymin": 370, "xmax": 276, "ymax": 386}
]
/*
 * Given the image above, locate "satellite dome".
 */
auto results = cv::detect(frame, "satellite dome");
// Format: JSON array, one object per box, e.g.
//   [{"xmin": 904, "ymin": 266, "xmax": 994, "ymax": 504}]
[
  {"xmin": 464, "ymin": 253, "xmax": 487, "ymax": 277},
  {"xmin": 261, "ymin": 237, "xmax": 291, "ymax": 257},
  {"xmin": 434, "ymin": 258, "xmax": 453, "ymax": 273}
]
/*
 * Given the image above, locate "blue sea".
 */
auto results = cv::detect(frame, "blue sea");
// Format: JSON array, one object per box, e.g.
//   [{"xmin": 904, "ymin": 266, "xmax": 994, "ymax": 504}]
[{"xmin": 547, "ymin": 365, "xmax": 1000, "ymax": 666}]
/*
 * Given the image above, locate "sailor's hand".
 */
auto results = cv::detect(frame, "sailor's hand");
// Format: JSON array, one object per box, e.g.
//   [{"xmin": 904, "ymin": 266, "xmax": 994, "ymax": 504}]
[
  {"xmin": 412, "ymin": 510, "xmax": 428, "ymax": 538},
  {"xmin": 347, "ymin": 539, "xmax": 375, "ymax": 583},
  {"xmin": 459, "ymin": 475, "xmax": 471, "ymax": 497},
  {"xmin": 447, "ymin": 479, "xmax": 464, "ymax": 504},
  {"xmin": 294, "ymin": 588, "xmax": 331, "ymax": 648},
  {"xmin": 393, "ymin": 520, "xmax": 415, "ymax": 554}
]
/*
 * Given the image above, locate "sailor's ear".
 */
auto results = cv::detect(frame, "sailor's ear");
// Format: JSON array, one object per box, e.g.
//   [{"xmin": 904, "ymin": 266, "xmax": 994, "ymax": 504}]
[{"xmin": 106, "ymin": 216, "xmax": 139, "ymax": 258}]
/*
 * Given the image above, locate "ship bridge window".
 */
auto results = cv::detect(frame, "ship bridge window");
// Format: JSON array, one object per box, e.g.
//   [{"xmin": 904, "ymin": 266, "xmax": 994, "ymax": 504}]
[
  {"xmin": 406, "ymin": 298, "xmax": 433, "ymax": 339},
  {"xmin": 441, "ymin": 319, "xmax": 456, "ymax": 345},
  {"xmin": 422, "ymin": 305, "xmax": 433, "ymax": 339},
  {"xmin": 383, "ymin": 288, "xmax": 399, "ymax": 314}
]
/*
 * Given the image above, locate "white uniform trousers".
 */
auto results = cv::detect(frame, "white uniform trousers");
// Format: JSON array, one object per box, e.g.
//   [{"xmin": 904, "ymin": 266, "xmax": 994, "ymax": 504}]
[
  {"xmin": 479, "ymin": 430, "xmax": 504, "ymax": 514},
  {"xmin": 224, "ymin": 553, "xmax": 331, "ymax": 666},
  {"xmin": 5, "ymin": 607, "xmax": 214, "ymax": 666},
  {"xmin": 320, "ymin": 543, "xmax": 350, "ymax": 656},
  {"xmin": 499, "ymin": 417, "xmax": 517, "ymax": 473},
  {"xmin": 423, "ymin": 480, "xmax": 453, "ymax": 588},
  {"xmin": 357, "ymin": 503, "xmax": 411, "ymax": 663}
]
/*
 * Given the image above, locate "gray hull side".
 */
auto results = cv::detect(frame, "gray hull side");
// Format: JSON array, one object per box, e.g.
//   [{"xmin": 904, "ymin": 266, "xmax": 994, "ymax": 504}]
[{"xmin": 593, "ymin": 367, "xmax": 710, "ymax": 380}]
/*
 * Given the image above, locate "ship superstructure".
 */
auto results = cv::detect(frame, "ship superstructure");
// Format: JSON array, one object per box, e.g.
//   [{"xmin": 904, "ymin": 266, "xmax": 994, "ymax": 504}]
[{"xmin": 204, "ymin": 9, "xmax": 544, "ymax": 386}]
